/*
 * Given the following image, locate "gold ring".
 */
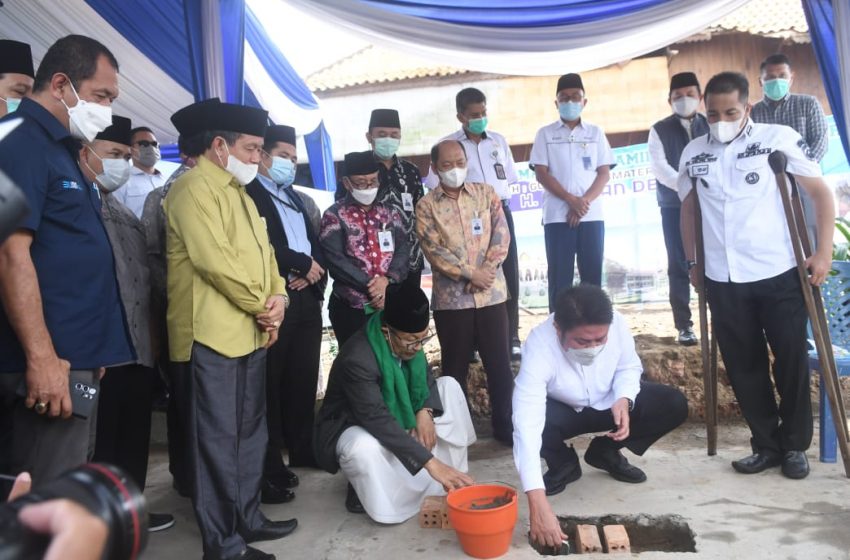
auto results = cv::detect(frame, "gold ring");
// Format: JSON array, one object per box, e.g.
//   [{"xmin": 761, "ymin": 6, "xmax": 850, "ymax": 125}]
[{"xmin": 34, "ymin": 401, "xmax": 48, "ymax": 414}]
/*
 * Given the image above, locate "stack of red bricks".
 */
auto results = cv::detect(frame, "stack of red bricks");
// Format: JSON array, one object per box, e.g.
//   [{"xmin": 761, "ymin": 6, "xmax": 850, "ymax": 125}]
[{"xmin": 575, "ymin": 524, "xmax": 630, "ymax": 554}]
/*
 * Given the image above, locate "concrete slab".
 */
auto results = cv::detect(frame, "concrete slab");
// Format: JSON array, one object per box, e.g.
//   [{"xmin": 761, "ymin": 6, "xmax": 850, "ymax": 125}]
[{"xmin": 141, "ymin": 422, "xmax": 850, "ymax": 559}]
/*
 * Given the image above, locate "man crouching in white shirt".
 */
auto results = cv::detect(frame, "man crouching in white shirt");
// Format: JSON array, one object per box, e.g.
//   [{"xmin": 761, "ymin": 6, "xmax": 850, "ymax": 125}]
[{"xmin": 513, "ymin": 284, "xmax": 688, "ymax": 548}]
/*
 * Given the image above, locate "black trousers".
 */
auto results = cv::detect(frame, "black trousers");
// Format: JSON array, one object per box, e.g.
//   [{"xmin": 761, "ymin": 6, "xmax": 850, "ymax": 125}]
[
  {"xmin": 433, "ymin": 303, "xmax": 514, "ymax": 441},
  {"xmin": 660, "ymin": 207, "xmax": 692, "ymax": 330},
  {"xmin": 92, "ymin": 364, "xmax": 155, "ymax": 490},
  {"xmin": 187, "ymin": 344, "xmax": 268, "ymax": 560},
  {"xmin": 167, "ymin": 359, "xmax": 192, "ymax": 496},
  {"xmin": 706, "ymin": 268, "xmax": 812, "ymax": 454},
  {"xmin": 544, "ymin": 221, "xmax": 605, "ymax": 312},
  {"xmin": 502, "ymin": 203, "xmax": 520, "ymax": 344},
  {"xmin": 541, "ymin": 382, "xmax": 688, "ymax": 469},
  {"xmin": 328, "ymin": 294, "xmax": 370, "ymax": 348},
  {"xmin": 264, "ymin": 288, "xmax": 323, "ymax": 474}
]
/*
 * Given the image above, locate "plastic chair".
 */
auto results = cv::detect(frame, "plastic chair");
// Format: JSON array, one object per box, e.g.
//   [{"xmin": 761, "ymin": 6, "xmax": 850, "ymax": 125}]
[{"xmin": 808, "ymin": 260, "xmax": 850, "ymax": 463}]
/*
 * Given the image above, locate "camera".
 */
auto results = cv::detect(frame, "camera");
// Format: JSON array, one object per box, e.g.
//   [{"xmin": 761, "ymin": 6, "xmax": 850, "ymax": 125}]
[{"xmin": 0, "ymin": 463, "xmax": 149, "ymax": 560}]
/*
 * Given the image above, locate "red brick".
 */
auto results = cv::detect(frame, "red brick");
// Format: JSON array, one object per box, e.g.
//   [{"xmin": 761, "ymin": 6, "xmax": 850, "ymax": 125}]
[
  {"xmin": 418, "ymin": 495, "xmax": 451, "ymax": 529},
  {"xmin": 575, "ymin": 524, "xmax": 603, "ymax": 554},
  {"xmin": 602, "ymin": 524, "xmax": 630, "ymax": 553}
]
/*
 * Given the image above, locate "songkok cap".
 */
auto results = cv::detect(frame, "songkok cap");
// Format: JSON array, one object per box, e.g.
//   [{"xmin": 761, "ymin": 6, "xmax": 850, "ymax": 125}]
[
  {"xmin": 369, "ymin": 109, "xmax": 400, "ymax": 129},
  {"xmin": 384, "ymin": 283, "xmax": 430, "ymax": 334},
  {"xmin": 265, "ymin": 125, "xmax": 296, "ymax": 147},
  {"xmin": 0, "ymin": 40, "xmax": 34, "ymax": 78},
  {"xmin": 176, "ymin": 100, "xmax": 267, "ymax": 138},
  {"xmin": 95, "ymin": 115, "xmax": 132, "ymax": 146},
  {"xmin": 669, "ymin": 72, "xmax": 700, "ymax": 92},
  {"xmin": 344, "ymin": 150, "xmax": 379, "ymax": 176},
  {"xmin": 556, "ymin": 73, "xmax": 584, "ymax": 94},
  {"xmin": 170, "ymin": 98, "xmax": 220, "ymax": 137}
]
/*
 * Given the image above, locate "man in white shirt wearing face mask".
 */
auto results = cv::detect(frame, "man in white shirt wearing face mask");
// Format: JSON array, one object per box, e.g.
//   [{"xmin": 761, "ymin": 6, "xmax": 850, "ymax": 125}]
[
  {"xmin": 0, "ymin": 40, "xmax": 35, "ymax": 118},
  {"xmin": 114, "ymin": 126, "xmax": 165, "ymax": 218},
  {"xmin": 320, "ymin": 151, "xmax": 410, "ymax": 346},
  {"xmin": 679, "ymin": 72, "xmax": 834, "ymax": 481},
  {"xmin": 647, "ymin": 72, "xmax": 709, "ymax": 347},
  {"xmin": 513, "ymin": 284, "xmax": 688, "ymax": 550}
]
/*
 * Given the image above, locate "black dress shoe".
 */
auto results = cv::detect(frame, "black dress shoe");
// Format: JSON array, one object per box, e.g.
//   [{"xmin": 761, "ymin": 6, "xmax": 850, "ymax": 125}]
[
  {"xmin": 543, "ymin": 460, "xmax": 582, "ymax": 496},
  {"xmin": 345, "ymin": 483, "xmax": 366, "ymax": 514},
  {"xmin": 268, "ymin": 468, "xmax": 299, "ymax": 489},
  {"xmin": 731, "ymin": 452, "xmax": 782, "ymax": 474},
  {"xmin": 781, "ymin": 450, "xmax": 810, "ymax": 479},
  {"xmin": 244, "ymin": 519, "xmax": 298, "ymax": 544},
  {"xmin": 219, "ymin": 546, "xmax": 277, "ymax": 560},
  {"xmin": 584, "ymin": 440, "xmax": 647, "ymax": 483},
  {"xmin": 261, "ymin": 479, "xmax": 295, "ymax": 504}
]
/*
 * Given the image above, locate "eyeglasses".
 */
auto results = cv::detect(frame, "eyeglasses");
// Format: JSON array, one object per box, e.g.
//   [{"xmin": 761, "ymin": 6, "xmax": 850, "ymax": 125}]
[
  {"xmin": 135, "ymin": 140, "xmax": 158, "ymax": 148},
  {"xmin": 391, "ymin": 328, "xmax": 436, "ymax": 352},
  {"xmin": 350, "ymin": 180, "xmax": 380, "ymax": 190}
]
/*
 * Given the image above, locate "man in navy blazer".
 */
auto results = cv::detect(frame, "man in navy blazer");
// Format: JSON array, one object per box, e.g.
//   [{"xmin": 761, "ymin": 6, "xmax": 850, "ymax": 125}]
[{"xmin": 247, "ymin": 124, "xmax": 328, "ymax": 503}]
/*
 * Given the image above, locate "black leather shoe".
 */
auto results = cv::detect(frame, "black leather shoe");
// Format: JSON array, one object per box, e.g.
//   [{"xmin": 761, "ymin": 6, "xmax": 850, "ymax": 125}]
[
  {"xmin": 543, "ymin": 460, "xmax": 582, "ymax": 496},
  {"xmin": 268, "ymin": 467, "xmax": 299, "ymax": 489},
  {"xmin": 244, "ymin": 519, "xmax": 298, "ymax": 544},
  {"xmin": 781, "ymin": 450, "xmax": 810, "ymax": 479},
  {"xmin": 261, "ymin": 479, "xmax": 295, "ymax": 504},
  {"xmin": 345, "ymin": 483, "xmax": 366, "ymax": 514},
  {"xmin": 731, "ymin": 452, "xmax": 782, "ymax": 474},
  {"xmin": 584, "ymin": 440, "xmax": 647, "ymax": 483},
  {"xmin": 219, "ymin": 546, "xmax": 277, "ymax": 560}
]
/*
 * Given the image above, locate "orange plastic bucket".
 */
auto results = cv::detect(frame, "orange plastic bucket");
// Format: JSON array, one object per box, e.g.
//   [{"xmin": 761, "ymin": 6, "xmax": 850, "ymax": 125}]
[{"xmin": 446, "ymin": 483, "xmax": 518, "ymax": 559}]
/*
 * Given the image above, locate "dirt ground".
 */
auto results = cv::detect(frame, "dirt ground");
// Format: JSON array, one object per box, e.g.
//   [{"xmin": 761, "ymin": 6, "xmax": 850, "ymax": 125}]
[{"xmin": 422, "ymin": 302, "xmax": 850, "ymax": 423}]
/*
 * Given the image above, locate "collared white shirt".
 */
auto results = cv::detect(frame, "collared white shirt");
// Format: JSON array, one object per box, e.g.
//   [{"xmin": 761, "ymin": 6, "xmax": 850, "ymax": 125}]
[
  {"xmin": 677, "ymin": 120, "xmax": 821, "ymax": 283},
  {"xmin": 114, "ymin": 165, "xmax": 165, "ymax": 218},
  {"xmin": 423, "ymin": 128, "xmax": 518, "ymax": 200},
  {"xmin": 647, "ymin": 117, "xmax": 696, "ymax": 191},
  {"xmin": 529, "ymin": 119, "xmax": 615, "ymax": 224},
  {"xmin": 512, "ymin": 312, "xmax": 642, "ymax": 492}
]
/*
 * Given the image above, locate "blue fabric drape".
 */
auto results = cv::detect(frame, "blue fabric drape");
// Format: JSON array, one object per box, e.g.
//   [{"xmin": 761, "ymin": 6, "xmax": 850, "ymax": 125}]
[
  {"xmin": 362, "ymin": 0, "xmax": 673, "ymax": 27},
  {"xmin": 803, "ymin": 0, "xmax": 850, "ymax": 162},
  {"xmin": 219, "ymin": 1, "xmax": 246, "ymax": 103},
  {"xmin": 305, "ymin": 123, "xmax": 337, "ymax": 192},
  {"xmin": 182, "ymin": 0, "xmax": 208, "ymax": 99}
]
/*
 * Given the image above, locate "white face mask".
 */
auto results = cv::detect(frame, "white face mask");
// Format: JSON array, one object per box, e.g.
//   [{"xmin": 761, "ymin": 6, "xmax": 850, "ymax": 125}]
[
  {"xmin": 351, "ymin": 187, "xmax": 378, "ymax": 206},
  {"xmin": 135, "ymin": 145, "xmax": 161, "ymax": 168},
  {"xmin": 61, "ymin": 82, "xmax": 112, "ymax": 142},
  {"xmin": 84, "ymin": 147, "xmax": 131, "ymax": 192},
  {"xmin": 710, "ymin": 118, "xmax": 745, "ymax": 143},
  {"xmin": 672, "ymin": 97, "xmax": 699, "ymax": 118},
  {"xmin": 565, "ymin": 344, "xmax": 605, "ymax": 366},
  {"xmin": 217, "ymin": 139, "xmax": 258, "ymax": 185},
  {"xmin": 438, "ymin": 166, "xmax": 467, "ymax": 189}
]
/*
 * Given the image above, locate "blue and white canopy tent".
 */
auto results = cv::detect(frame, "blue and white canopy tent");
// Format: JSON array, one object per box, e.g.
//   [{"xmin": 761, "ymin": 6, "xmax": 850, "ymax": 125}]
[{"xmin": 0, "ymin": 0, "xmax": 847, "ymax": 187}]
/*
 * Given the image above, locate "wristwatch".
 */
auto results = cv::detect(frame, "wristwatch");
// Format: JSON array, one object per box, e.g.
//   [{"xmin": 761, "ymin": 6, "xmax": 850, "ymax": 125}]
[
  {"xmin": 625, "ymin": 398, "xmax": 634, "ymax": 411},
  {"xmin": 686, "ymin": 260, "xmax": 697, "ymax": 271},
  {"xmin": 281, "ymin": 293, "xmax": 290, "ymax": 309}
]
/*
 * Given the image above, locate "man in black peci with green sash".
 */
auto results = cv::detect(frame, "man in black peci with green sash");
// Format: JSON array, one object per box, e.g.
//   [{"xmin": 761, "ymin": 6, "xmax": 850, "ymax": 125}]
[{"xmin": 313, "ymin": 282, "xmax": 476, "ymax": 523}]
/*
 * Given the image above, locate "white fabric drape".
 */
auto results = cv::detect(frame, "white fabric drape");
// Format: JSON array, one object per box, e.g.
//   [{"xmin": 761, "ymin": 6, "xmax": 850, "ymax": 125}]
[
  {"xmin": 0, "ymin": 0, "xmax": 194, "ymax": 143},
  {"xmin": 287, "ymin": 0, "xmax": 751, "ymax": 76},
  {"xmin": 835, "ymin": 0, "xmax": 850, "ymax": 155}
]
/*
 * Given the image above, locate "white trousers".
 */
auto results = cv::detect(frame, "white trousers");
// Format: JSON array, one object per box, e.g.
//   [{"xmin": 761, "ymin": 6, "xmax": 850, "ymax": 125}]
[{"xmin": 336, "ymin": 376, "xmax": 477, "ymax": 524}]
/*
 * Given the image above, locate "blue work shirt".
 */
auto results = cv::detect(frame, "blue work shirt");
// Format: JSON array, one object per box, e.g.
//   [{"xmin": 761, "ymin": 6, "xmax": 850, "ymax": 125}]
[
  {"xmin": 257, "ymin": 172, "xmax": 312, "ymax": 257},
  {"xmin": 0, "ymin": 98, "xmax": 134, "ymax": 372}
]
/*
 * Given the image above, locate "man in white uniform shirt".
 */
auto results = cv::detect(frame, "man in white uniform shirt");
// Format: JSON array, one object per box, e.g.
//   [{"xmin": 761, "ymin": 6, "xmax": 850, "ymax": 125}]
[
  {"xmin": 114, "ymin": 126, "xmax": 165, "ymax": 218},
  {"xmin": 425, "ymin": 88, "xmax": 523, "ymax": 359},
  {"xmin": 513, "ymin": 285, "xmax": 687, "ymax": 548},
  {"xmin": 679, "ymin": 72, "xmax": 834, "ymax": 480},
  {"xmin": 530, "ymin": 74, "xmax": 615, "ymax": 311}
]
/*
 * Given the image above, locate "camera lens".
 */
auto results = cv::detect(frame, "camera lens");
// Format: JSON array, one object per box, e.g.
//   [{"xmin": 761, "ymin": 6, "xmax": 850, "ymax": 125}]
[{"xmin": 0, "ymin": 463, "xmax": 148, "ymax": 560}]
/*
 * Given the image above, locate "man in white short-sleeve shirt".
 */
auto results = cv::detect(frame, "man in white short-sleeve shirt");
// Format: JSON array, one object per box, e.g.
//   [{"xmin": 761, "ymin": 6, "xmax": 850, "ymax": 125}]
[
  {"xmin": 114, "ymin": 126, "xmax": 165, "ymax": 218},
  {"xmin": 512, "ymin": 285, "xmax": 687, "ymax": 549},
  {"xmin": 424, "ymin": 87, "xmax": 523, "ymax": 359},
  {"xmin": 530, "ymin": 73, "xmax": 615, "ymax": 311},
  {"xmin": 678, "ymin": 71, "xmax": 834, "ymax": 480}
]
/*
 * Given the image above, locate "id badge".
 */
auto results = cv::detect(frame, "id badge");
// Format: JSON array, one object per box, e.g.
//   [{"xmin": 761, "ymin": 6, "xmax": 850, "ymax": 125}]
[
  {"xmin": 471, "ymin": 218, "xmax": 484, "ymax": 236},
  {"xmin": 582, "ymin": 156, "xmax": 593, "ymax": 171},
  {"xmin": 494, "ymin": 163, "xmax": 506, "ymax": 181},
  {"xmin": 401, "ymin": 192, "xmax": 414, "ymax": 212},
  {"xmin": 378, "ymin": 230, "xmax": 394, "ymax": 252}
]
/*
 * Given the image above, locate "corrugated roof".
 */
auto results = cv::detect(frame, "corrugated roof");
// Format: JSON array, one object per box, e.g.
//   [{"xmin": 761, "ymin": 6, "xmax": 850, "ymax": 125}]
[{"xmin": 307, "ymin": 0, "xmax": 808, "ymax": 92}]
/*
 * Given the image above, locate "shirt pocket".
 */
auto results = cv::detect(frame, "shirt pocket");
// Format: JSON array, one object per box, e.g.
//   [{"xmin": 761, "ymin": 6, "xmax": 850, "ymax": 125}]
[
  {"xmin": 46, "ymin": 177, "xmax": 86, "ymax": 226},
  {"xmin": 733, "ymin": 157, "xmax": 769, "ymax": 200}
]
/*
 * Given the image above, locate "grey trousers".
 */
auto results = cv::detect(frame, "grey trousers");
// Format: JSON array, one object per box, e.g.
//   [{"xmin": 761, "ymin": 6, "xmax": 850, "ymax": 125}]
[
  {"xmin": 186, "ymin": 344, "xmax": 269, "ymax": 560},
  {"xmin": 0, "ymin": 370, "xmax": 99, "ymax": 484}
]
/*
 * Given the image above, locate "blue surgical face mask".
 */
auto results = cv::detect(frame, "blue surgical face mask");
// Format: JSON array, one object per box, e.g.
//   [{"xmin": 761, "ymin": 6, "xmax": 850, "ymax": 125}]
[
  {"xmin": 559, "ymin": 101, "xmax": 583, "ymax": 122},
  {"xmin": 373, "ymin": 137, "xmax": 400, "ymax": 160},
  {"xmin": 763, "ymin": 78, "xmax": 790, "ymax": 101},
  {"xmin": 268, "ymin": 156, "xmax": 296, "ymax": 187},
  {"xmin": 1, "ymin": 95, "xmax": 21, "ymax": 113}
]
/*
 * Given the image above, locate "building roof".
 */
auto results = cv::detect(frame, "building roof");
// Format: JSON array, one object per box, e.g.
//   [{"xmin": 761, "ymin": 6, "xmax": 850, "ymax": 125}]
[{"xmin": 306, "ymin": 0, "xmax": 808, "ymax": 92}]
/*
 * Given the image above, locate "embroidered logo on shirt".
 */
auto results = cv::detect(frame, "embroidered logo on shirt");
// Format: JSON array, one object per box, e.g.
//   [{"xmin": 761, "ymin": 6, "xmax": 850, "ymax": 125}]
[
  {"xmin": 689, "ymin": 164, "xmax": 709, "ymax": 177},
  {"xmin": 61, "ymin": 180, "xmax": 81, "ymax": 191},
  {"xmin": 688, "ymin": 152, "xmax": 718, "ymax": 164},
  {"xmin": 745, "ymin": 172, "xmax": 760, "ymax": 185},
  {"xmin": 737, "ymin": 142, "xmax": 772, "ymax": 159}
]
